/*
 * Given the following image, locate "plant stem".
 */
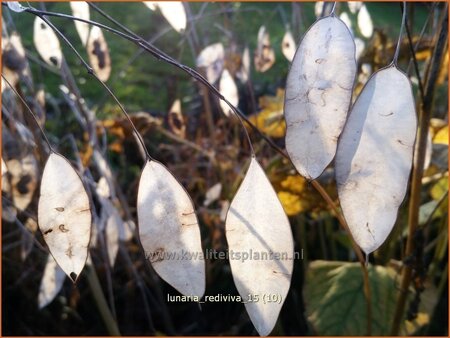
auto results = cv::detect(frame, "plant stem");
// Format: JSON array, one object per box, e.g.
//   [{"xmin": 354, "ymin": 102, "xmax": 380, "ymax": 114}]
[
  {"xmin": 390, "ymin": 6, "xmax": 448, "ymax": 335},
  {"xmin": 86, "ymin": 265, "xmax": 121, "ymax": 336},
  {"xmin": 312, "ymin": 179, "xmax": 372, "ymax": 334}
]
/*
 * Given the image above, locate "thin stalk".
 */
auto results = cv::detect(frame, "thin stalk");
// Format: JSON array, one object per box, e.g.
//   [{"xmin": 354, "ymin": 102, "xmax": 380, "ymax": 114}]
[
  {"xmin": 199, "ymin": 77, "xmax": 218, "ymax": 149},
  {"xmin": 392, "ymin": 2, "xmax": 407, "ymax": 66},
  {"xmin": 330, "ymin": 2, "xmax": 337, "ymax": 16},
  {"xmin": 156, "ymin": 125, "xmax": 216, "ymax": 163},
  {"xmin": 362, "ymin": 266, "xmax": 372, "ymax": 335},
  {"xmin": 118, "ymin": 247, "xmax": 156, "ymax": 334},
  {"xmin": 311, "ymin": 179, "xmax": 371, "ymax": 334},
  {"xmin": 405, "ymin": 2, "xmax": 439, "ymax": 100},
  {"xmin": 85, "ymin": 265, "xmax": 121, "ymax": 336},
  {"xmin": 97, "ymin": 231, "xmax": 118, "ymax": 321},
  {"xmin": 390, "ymin": 7, "xmax": 448, "ymax": 335}
]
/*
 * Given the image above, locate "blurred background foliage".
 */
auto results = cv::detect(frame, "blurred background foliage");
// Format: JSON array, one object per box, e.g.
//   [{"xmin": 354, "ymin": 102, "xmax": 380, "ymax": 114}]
[{"xmin": 2, "ymin": 1, "xmax": 448, "ymax": 336}]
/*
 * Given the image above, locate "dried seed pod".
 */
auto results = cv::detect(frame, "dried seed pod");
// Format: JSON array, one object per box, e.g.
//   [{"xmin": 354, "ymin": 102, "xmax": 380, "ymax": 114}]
[
  {"xmin": 33, "ymin": 17, "xmax": 63, "ymax": 68},
  {"xmin": 196, "ymin": 43, "xmax": 225, "ymax": 84},
  {"xmin": 70, "ymin": 2, "xmax": 90, "ymax": 46},
  {"xmin": 357, "ymin": 4, "xmax": 373, "ymax": 38},
  {"xmin": 38, "ymin": 254, "xmax": 66, "ymax": 309},
  {"xmin": 225, "ymin": 157, "xmax": 294, "ymax": 336},
  {"xmin": 254, "ymin": 26, "xmax": 275, "ymax": 73},
  {"xmin": 144, "ymin": 1, "xmax": 186, "ymax": 33},
  {"xmin": 87, "ymin": 26, "xmax": 111, "ymax": 82},
  {"xmin": 38, "ymin": 153, "xmax": 91, "ymax": 282},
  {"xmin": 335, "ymin": 66, "xmax": 417, "ymax": 254},
  {"xmin": 284, "ymin": 15, "xmax": 356, "ymax": 180},
  {"xmin": 219, "ymin": 69, "xmax": 238, "ymax": 117},
  {"xmin": 281, "ymin": 30, "xmax": 296, "ymax": 62},
  {"xmin": 137, "ymin": 160, "xmax": 205, "ymax": 297}
]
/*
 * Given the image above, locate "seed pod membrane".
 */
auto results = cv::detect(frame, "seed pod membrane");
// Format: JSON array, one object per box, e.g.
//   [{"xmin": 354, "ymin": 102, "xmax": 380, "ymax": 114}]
[
  {"xmin": 335, "ymin": 66, "xmax": 417, "ymax": 254},
  {"xmin": 137, "ymin": 160, "xmax": 205, "ymax": 297},
  {"xmin": 225, "ymin": 157, "xmax": 294, "ymax": 336},
  {"xmin": 285, "ymin": 15, "xmax": 356, "ymax": 180},
  {"xmin": 38, "ymin": 153, "xmax": 91, "ymax": 282}
]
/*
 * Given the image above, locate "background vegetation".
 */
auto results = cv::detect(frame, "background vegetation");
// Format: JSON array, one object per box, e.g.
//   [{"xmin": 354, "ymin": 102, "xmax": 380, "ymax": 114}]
[{"xmin": 2, "ymin": 1, "xmax": 448, "ymax": 335}]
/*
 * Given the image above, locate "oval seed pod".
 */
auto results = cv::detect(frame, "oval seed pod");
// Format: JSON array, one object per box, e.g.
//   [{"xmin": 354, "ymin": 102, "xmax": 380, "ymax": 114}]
[
  {"xmin": 284, "ymin": 15, "xmax": 356, "ymax": 180},
  {"xmin": 168, "ymin": 99, "xmax": 186, "ymax": 138},
  {"xmin": 335, "ymin": 66, "xmax": 417, "ymax": 254},
  {"xmin": 281, "ymin": 30, "xmax": 296, "ymax": 62},
  {"xmin": 314, "ymin": 2, "xmax": 324, "ymax": 18},
  {"xmin": 357, "ymin": 4, "xmax": 373, "ymax": 38},
  {"xmin": 33, "ymin": 17, "xmax": 63, "ymax": 68},
  {"xmin": 38, "ymin": 153, "xmax": 91, "ymax": 282},
  {"xmin": 105, "ymin": 209, "xmax": 120, "ymax": 267},
  {"xmin": 70, "ymin": 2, "xmax": 90, "ymax": 46},
  {"xmin": 254, "ymin": 26, "xmax": 275, "ymax": 73},
  {"xmin": 7, "ymin": 154, "xmax": 38, "ymax": 211},
  {"xmin": 236, "ymin": 47, "xmax": 250, "ymax": 83},
  {"xmin": 196, "ymin": 43, "xmax": 224, "ymax": 84},
  {"xmin": 225, "ymin": 157, "xmax": 294, "ymax": 336},
  {"xmin": 348, "ymin": 1, "xmax": 363, "ymax": 14},
  {"xmin": 137, "ymin": 160, "xmax": 205, "ymax": 297},
  {"xmin": 157, "ymin": 1, "xmax": 187, "ymax": 33},
  {"xmin": 87, "ymin": 26, "xmax": 111, "ymax": 82},
  {"xmin": 38, "ymin": 254, "xmax": 66, "ymax": 309},
  {"xmin": 219, "ymin": 69, "xmax": 238, "ymax": 117},
  {"xmin": 144, "ymin": 1, "xmax": 186, "ymax": 33}
]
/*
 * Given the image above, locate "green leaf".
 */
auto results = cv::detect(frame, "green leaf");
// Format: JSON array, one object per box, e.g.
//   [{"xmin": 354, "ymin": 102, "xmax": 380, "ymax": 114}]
[
  {"xmin": 304, "ymin": 260, "xmax": 398, "ymax": 335},
  {"xmin": 419, "ymin": 200, "xmax": 443, "ymax": 225},
  {"xmin": 430, "ymin": 176, "xmax": 448, "ymax": 201}
]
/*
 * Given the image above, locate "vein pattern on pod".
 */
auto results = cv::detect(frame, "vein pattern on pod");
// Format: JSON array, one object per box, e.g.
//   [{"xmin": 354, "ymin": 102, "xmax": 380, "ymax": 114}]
[
  {"xmin": 225, "ymin": 157, "xmax": 294, "ymax": 336},
  {"xmin": 335, "ymin": 66, "xmax": 417, "ymax": 254},
  {"xmin": 284, "ymin": 15, "xmax": 356, "ymax": 180},
  {"xmin": 38, "ymin": 153, "xmax": 91, "ymax": 282},
  {"xmin": 137, "ymin": 159, "xmax": 205, "ymax": 298}
]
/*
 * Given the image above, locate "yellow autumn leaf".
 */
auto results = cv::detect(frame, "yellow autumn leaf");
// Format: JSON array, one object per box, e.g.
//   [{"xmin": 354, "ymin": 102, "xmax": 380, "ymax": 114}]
[
  {"xmin": 402, "ymin": 312, "xmax": 430, "ymax": 335},
  {"xmin": 437, "ymin": 51, "xmax": 448, "ymax": 85},
  {"xmin": 248, "ymin": 88, "xmax": 286, "ymax": 138},
  {"xmin": 280, "ymin": 175, "xmax": 307, "ymax": 194},
  {"xmin": 431, "ymin": 176, "xmax": 448, "ymax": 201},
  {"xmin": 277, "ymin": 191, "xmax": 303, "ymax": 216},
  {"xmin": 258, "ymin": 88, "xmax": 285, "ymax": 111},
  {"xmin": 277, "ymin": 175, "xmax": 312, "ymax": 216},
  {"xmin": 276, "ymin": 174, "xmax": 337, "ymax": 216},
  {"xmin": 415, "ymin": 49, "xmax": 431, "ymax": 61},
  {"xmin": 433, "ymin": 125, "xmax": 448, "ymax": 145}
]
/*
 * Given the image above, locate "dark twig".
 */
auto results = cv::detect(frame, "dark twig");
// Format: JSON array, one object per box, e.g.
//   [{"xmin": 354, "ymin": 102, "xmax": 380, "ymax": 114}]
[
  {"xmin": 403, "ymin": 3, "xmax": 426, "ymax": 101},
  {"xmin": 392, "ymin": 2, "xmax": 407, "ymax": 66},
  {"xmin": 391, "ymin": 6, "xmax": 448, "ymax": 335}
]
